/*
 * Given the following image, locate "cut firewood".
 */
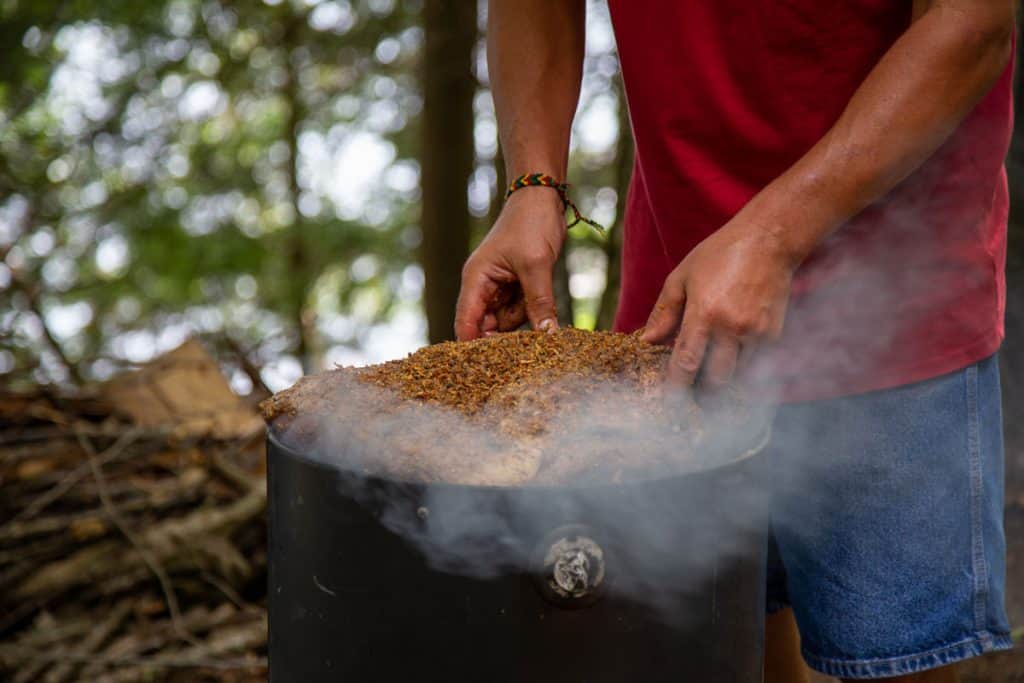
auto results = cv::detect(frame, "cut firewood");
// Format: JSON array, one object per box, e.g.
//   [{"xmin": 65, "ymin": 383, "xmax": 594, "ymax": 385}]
[
  {"xmin": 11, "ymin": 486, "xmax": 265, "ymax": 602},
  {"xmin": 1, "ymin": 339, "xmax": 268, "ymax": 682},
  {"xmin": 41, "ymin": 600, "xmax": 132, "ymax": 683}
]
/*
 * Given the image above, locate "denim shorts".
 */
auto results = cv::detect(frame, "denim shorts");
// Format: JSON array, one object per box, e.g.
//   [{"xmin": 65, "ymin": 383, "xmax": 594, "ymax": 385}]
[{"xmin": 766, "ymin": 353, "xmax": 1012, "ymax": 679}]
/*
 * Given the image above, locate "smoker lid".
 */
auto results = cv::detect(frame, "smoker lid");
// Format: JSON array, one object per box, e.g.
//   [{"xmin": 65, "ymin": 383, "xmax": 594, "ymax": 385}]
[
  {"xmin": 266, "ymin": 402, "xmax": 772, "ymax": 492},
  {"xmin": 261, "ymin": 330, "xmax": 775, "ymax": 489}
]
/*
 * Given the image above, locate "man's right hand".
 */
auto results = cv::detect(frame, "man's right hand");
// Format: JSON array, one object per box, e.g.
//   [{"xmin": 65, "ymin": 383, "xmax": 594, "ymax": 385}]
[{"xmin": 454, "ymin": 189, "xmax": 566, "ymax": 341}]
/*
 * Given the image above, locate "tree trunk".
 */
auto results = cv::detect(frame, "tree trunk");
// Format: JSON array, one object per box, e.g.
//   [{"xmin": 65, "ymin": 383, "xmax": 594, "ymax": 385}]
[
  {"xmin": 283, "ymin": 15, "xmax": 317, "ymax": 372},
  {"xmin": 1008, "ymin": 24, "xmax": 1024, "ymax": 238},
  {"xmin": 420, "ymin": 1, "xmax": 478, "ymax": 343},
  {"xmin": 597, "ymin": 83, "xmax": 635, "ymax": 331},
  {"xmin": 553, "ymin": 248, "xmax": 574, "ymax": 326},
  {"xmin": 480, "ymin": 142, "xmax": 506, "ymax": 247}
]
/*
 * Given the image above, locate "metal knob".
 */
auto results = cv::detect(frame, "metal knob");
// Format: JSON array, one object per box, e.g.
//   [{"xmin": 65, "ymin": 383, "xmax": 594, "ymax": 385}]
[{"xmin": 532, "ymin": 525, "xmax": 608, "ymax": 608}]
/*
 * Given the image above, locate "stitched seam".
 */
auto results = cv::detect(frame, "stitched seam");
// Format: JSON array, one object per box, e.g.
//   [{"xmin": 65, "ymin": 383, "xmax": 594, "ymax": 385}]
[
  {"xmin": 802, "ymin": 632, "xmax": 1013, "ymax": 679},
  {"xmin": 802, "ymin": 632, "xmax": 1012, "ymax": 668},
  {"xmin": 965, "ymin": 362, "xmax": 988, "ymax": 632}
]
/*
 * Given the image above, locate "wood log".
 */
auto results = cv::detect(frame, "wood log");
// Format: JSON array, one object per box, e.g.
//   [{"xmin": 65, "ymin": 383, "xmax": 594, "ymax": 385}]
[
  {"xmin": 1, "ymin": 376, "xmax": 268, "ymax": 681},
  {"xmin": 3, "ymin": 429, "xmax": 141, "ymax": 525},
  {"xmin": 0, "ymin": 437, "xmax": 81, "ymax": 466},
  {"xmin": 92, "ymin": 616, "xmax": 267, "ymax": 683},
  {"xmin": 79, "ymin": 603, "xmax": 238, "ymax": 680},
  {"xmin": 42, "ymin": 599, "xmax": 131, "ymax": 683},
  {"xmin": 0, "ymin": 467, "xmax": 208, "ymax": 544},
  {"xmin": 2, "ymin": 614, "xmax": 268, "ymax": 683},
  {"xmin": 11, "ymin": 485, "xmax": 265, "ymax": 601},
  {"xmin": 9, "ymin": 602, "xmax": 130, "ymax": 683}
]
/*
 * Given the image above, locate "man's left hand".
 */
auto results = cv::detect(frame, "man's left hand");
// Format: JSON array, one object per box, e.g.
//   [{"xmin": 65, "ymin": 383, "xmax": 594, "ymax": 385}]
[{"xmin": 641, "ymin": 216, "xmax": 797, "ymax": 387}]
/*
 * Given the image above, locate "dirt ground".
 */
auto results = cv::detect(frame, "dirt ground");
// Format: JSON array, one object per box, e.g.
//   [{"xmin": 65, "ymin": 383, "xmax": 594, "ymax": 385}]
[{"xmin": 809, "ymin": 506, "xmax": 1024, "ymax": 682}]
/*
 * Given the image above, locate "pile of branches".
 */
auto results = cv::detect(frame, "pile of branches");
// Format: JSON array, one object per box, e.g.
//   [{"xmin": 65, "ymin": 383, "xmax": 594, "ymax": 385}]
[{"xmin": 0, "ymin": 389, "xmax": 268, "ymax": 682}]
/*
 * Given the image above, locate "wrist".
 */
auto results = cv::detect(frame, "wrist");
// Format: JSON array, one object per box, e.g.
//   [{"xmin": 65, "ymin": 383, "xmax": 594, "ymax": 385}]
[
  {"xmin": 743, "ymin": 179, "xmax": 840, "ymax": 268},
  {"xmin": 503, "ymin": 185, "xmax": 565, "ymax": 213}
]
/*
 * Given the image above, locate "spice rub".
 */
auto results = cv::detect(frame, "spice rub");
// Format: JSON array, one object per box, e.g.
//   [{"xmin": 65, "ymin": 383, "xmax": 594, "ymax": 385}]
[
  {"xmin": 261, "ymin": 329, "xmax": 718, "ymax": 486},
  {"xmin": 359, "ymin": 329, "xmax": 670, "ymax": 417}
]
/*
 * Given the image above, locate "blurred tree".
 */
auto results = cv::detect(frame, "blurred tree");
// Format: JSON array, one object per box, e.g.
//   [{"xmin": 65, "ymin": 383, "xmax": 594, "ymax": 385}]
[
  {"xmin": 0, "ymin": 0, "xmax": 426, "ymax": 387},
  {"xmin": 419, "ymin": 0, "xmax": 476, "ymax": 344},
  {"xmin": 0, "ymin": 0, "xmax": 629, "ymax": 391},
  {"xmin": 596, "ymin": 78, "xmax": 633, "ymax": 332}
]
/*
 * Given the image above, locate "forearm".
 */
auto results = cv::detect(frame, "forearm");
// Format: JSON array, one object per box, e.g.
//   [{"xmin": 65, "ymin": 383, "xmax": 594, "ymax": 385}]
[
  {"xmin": 488, "ymin": 0, "xmax": 586, "ymax": 180},
  {"xmin": 750, "ymin": 0, "xmax": 1014, "ymax": 264}
]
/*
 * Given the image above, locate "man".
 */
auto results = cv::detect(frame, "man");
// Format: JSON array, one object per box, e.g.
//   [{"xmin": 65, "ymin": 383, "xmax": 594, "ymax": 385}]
[{"xmin": 456, "ymin": 1, "xmax": 1015, "ymax": 681}]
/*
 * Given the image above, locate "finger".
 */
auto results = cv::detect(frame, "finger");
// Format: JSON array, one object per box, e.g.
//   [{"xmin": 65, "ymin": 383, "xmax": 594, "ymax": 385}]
[
  {"xmin": 454, "ymin": 266, "xmax": 494, "ymax": 341},
  {"xmin": 520, "ymin": 265, "xmax": 559, "ymax": 332},
  {"xmin": 666, "ymin": 305, "xmax": 710, "ymax": 386},
  {"xmin": 642, "ymin": 273, "xmax": 686, "ymax": 345},
  {"xmin": 482, "ymin": 312, "xmax": 498, "ymax": 333},
  {"xmin": 735, "ymin": 340, "xmax": 757, "ymax": 374},
  {"xmin": 767, "ymin": 304, "xmax": 787, "ymax": 341},
  {"xmin": 491, "ymin": 285, "xmax": 526, "ymax": 331},
  {"xmin": 702, "ymin": 334, "xmax": 740, "ymax": 388},
  {"xmin": 495, "ymin": 295, "xmax": 527, "ymax": 331}
]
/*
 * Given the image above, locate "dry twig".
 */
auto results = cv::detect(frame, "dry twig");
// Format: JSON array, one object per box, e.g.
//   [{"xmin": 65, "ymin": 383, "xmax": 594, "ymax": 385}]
[
  {"xmin": 76, "ymin": 429, "xmax": 199, "ymax": 647},
  {"xmin": 6, "ymin": 427, "xmax": 140, "ymax": 524},
  {"xmin": 1, "ymin": 350, "xmax": 268, "ymax": 682}
]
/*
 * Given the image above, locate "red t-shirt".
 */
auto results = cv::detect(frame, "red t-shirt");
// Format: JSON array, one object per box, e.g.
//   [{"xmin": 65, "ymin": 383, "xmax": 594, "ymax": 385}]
[{"xmin": 608, "ymin": 1, "xmax": 1012, "ymax": 402}]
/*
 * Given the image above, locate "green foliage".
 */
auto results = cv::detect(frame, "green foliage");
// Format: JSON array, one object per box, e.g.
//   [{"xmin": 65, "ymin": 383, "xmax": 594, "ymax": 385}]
[
  {"xmin": 1, "ymin": 0, "xmax": 429, "ymax": 387},
  {"xmin": 0, "ymin": 0, "xmax": 628, "ymax": 390}
]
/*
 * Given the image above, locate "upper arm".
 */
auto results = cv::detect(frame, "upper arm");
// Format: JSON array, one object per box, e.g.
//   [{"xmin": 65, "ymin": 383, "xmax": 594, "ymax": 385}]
[{"xmin": 912, "ymin": 0, "xmax": 1016, "ymax": 36}]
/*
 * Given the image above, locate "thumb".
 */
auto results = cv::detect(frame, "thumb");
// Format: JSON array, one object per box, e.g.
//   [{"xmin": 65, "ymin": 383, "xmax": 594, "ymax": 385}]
[{"xmin": 520, "ymin": 265, "xmax": 559, "ymax": 332}]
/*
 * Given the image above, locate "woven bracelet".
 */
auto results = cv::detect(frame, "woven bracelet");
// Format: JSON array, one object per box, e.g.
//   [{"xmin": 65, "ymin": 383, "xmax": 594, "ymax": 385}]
[{"xmin": 504, "ymin": 173, "xmax": 606, "ymax": 232}]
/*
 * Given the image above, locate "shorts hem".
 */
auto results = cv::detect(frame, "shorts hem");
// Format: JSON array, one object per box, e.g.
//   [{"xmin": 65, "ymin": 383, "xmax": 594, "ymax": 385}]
[{"xmin": 802, "ymin": 632, "xmax": 1014, "ymax": 679}]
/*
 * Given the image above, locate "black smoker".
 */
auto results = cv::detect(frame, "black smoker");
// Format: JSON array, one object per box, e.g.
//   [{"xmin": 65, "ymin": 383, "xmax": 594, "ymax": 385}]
[{"xmin": 268, "ymin": 419, "xmax": 771, "ymax": 683}]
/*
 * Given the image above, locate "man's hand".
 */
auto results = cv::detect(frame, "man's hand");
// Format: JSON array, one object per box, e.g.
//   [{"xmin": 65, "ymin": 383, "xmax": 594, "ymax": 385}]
[
  {"xmin": 641, "ymin": 214, "xmax": 796, "ymax": 387},
  {"xmin": 454, "ymin": 190, "xmax": 566, "ymax": 341},
  {"xmin": 456, "ymin": 0, "xmax": 584, "ymax": 340}
]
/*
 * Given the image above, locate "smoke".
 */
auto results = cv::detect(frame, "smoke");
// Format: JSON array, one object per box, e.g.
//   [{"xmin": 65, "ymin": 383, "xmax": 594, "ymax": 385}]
[{"xmin": 273, "ymin": 372, "xmax": 775, "ymax": 622}]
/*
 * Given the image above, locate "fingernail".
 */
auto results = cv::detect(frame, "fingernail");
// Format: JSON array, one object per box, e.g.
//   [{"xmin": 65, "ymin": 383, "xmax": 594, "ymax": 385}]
[{"xmin": 538, "ymin": 318, "xmax": 557, "ymax": 333}]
